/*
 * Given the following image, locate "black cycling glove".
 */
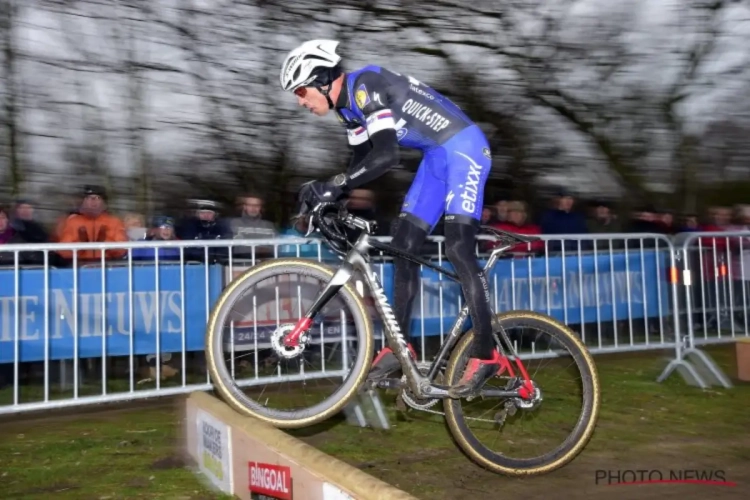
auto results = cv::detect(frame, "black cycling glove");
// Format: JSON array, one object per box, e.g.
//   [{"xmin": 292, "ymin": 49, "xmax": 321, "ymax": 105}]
[{"xmin": 298, "ymin": 178, "xmax": 344, "ymax": 209}]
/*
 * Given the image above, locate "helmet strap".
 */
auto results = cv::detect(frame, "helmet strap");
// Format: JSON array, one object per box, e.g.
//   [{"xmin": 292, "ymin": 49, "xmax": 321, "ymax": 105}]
[
  {"xmin": 318, "ymin": 85, "xmax": 335, "ymax": 109},
  {"xmin": 312, "ymin": 66, "xmax": 342, "ymax": 110}
]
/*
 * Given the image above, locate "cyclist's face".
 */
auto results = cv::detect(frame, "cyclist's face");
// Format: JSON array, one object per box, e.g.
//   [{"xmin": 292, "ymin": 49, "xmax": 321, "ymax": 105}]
[{"xmin": 294, "ymin": 86, "xmax": 329, "ymax": 116}]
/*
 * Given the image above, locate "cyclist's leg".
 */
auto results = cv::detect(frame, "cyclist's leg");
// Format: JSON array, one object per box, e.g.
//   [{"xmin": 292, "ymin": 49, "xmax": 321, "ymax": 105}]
[
  {"xmin": 391, "ymin": 215, "xmax": 428, "ymax": 344},
  {"xmin": 439, "ymin": 127, "xmax": 501, "ymax": 397},
  {"xmin": 444, "ymin": 221, "xmax": 495, "ymax": 359},
  {"xmin": 368, "ymin": 150, "xmax": 447, "ymax": 379},
  {"xmin": 393, "ymin": 148, "xmax": 449, "ymax": 338}
]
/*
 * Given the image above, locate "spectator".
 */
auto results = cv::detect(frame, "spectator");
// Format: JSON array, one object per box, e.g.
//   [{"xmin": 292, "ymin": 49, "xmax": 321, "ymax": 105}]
[
  {"xmin": 490, "ymin": 201, "xmax": 544, "ymax": 255},
  {"xmin": 728, "ymin": 205, "xmax": 750, "ymax": 310},
  {"xmin": 587, "ymin": 200, "xmax": 623, "ymax": 250},
  {"xmin": 9, "ymin": 199, "xmax": 53, "ymax": 265},
  {"xmin": 148, "ymin": 216, "xmax": 178, "ymax": 242},
  {"xmin": 728, "ymin": 204, "xmax": 750, "ymax": 233},
  {"xmin": 56, "ymin": 185, "xmax": 128, "ymax": 263},
  {"xmin": 0, "ymin": 205, "xmax": 24, "ymax": 265},
  {"xmin": 587, "ymin": 200, "xmax": 621, "ymax": 234},
  {"xmin": 701, "ymin": 205, "xmax": 731, "ymax": 233},
  {"xmin": 52, "ymin": 194, "xmax": 84, "ymax": 242},
  {"xmin": 175, "ymin": 199, "xmax": 232, "ymax": 262},
  {"xmin": 123, "ymin": 213, "xmax": 148, "ymax": 241},
  {"xmin": 656, "ymin": 209, "xmax": 676, "ymax": 235},
  {"xmin": 678, "ymin": 213, "xmax": 701, "ymax": 232},
  {"xmin": 11, "ymin": 199, "xmax": 49, "ymax": 244},
  {"xmin": 132, "ymin": 216, "xmax": 180, "ymax": 261},
  {"xmin": 626, "ymin": 205, "xmax": 663, "ymax": 233},
  {"xmin": 691, "ymin": 206, "xmax": 734, "ymax": 326},
  {"xmin": 539, "ymin": 188, "xmax": 588, "ymax": 252},
  {"xmin": 494, "ymin": 198, "xmax": 509, "ymax": 223},
  {"xmin": 480, "ymin": 206, "xmax": 496, "ymax": 225},
  {"xmin": 476, "ymin": 206, "xmax": 497, "ymax": 253},
  {"xmin": 698, "ymin": 205, "xmax": 731, "ymax": 253},
  {"xmin": 624, "ymin": 205, "xmax": 665, "ymax": 249},
  {"xmin": 230, "ymin": 194, "xmax": 278, "ymax": 259},
  {"xmin": 176, "ymin": 199, "xmax": 232, "ymax": 240}
]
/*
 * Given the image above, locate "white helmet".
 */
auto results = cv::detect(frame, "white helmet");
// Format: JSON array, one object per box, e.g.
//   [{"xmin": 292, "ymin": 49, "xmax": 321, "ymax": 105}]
[{"xmin": 280, "ymin": 39, "xmax": 342, "ymax": 92}]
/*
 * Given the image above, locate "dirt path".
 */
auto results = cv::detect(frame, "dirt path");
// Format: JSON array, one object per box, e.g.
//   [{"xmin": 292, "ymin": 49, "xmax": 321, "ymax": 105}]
[
  {"xmin": 300, "ymin": 434, "xmax": 750, "ymax": 500},
  {"xmin": 364, "ymin": 449, "xmax": 747, "ymax": 499},
  {"xmin": 3, "ymin": 392, "xmax": 747, "ymax": 500}
]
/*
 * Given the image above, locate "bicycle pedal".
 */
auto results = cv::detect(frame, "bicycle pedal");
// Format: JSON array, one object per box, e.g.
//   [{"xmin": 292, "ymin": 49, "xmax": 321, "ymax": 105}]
[{"xmin": 371, "ymin": 378, "xmax": 404, "ymax": 390}]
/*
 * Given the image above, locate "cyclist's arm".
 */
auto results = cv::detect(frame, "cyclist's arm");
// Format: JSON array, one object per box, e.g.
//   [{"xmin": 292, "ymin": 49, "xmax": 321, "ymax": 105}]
[
  {"xmin": 346, "ymin": 137, "xmax": 372, "ymax": 174},
  {"xmin": 340, "ymin": 72, "xmax": 400, "ymax": 191}
]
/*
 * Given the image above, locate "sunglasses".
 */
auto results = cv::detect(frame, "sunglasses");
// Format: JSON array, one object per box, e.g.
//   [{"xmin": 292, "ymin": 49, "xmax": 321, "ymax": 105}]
[{"xmin": 294, "ymin": 87, "xmax": 308, "ymax": 98}]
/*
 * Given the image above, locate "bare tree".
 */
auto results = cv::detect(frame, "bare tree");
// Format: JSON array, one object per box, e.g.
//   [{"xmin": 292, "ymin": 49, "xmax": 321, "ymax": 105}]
[
  {"xmin": 3, "ymin": 0, "xmax": 749, "ymax": 223},
  {"xmin": 0, "ymin": 0, "xmax": 22, "ymax": 196}
]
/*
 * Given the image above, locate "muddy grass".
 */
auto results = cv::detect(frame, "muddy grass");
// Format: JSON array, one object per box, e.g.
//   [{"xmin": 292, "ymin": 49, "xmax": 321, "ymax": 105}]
[
  {"xmin": 286, "ymin": 345, "xmax": 750, "ymax": 499},
  {"xmin": 0, "ymin": 345, "xmax": 748, "ymax": 499}
]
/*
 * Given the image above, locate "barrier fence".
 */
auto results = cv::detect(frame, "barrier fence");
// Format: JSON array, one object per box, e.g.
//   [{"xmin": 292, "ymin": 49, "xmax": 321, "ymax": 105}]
[{"xmin": 0, "ymin": 230, "xmax": 746, "ymax": 415}]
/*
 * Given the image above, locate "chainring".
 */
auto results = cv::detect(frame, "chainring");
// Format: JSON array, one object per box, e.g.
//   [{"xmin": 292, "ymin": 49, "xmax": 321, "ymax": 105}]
[{"xmin": 398, "ymin": 361, "xmax": 444, "ymax": 411}]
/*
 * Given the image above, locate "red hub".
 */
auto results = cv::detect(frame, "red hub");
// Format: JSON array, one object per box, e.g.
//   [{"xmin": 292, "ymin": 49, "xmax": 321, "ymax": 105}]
[
  {"xmin": 516, "ymin": 380, "xmax": 536, "ymax": 400},
  {"xmin": 282, "ymin": 318, "xmax": 313, "ymax": 348}
]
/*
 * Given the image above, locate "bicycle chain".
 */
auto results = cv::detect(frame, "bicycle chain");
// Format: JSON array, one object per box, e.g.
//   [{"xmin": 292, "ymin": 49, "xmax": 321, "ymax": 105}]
[
  {"xmin": 401, "ymin": 397, "xmax": 510, "ymax": 424},
  {"xmin": 398, "ymin": 370, "xmax": 519, "ymax": 424}
]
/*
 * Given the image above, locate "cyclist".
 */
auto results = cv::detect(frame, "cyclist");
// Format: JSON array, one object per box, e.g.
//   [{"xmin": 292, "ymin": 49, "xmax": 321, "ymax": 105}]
[{"xmin": 280, "ymin": 39, "xmax": 501, "ymax": 397}]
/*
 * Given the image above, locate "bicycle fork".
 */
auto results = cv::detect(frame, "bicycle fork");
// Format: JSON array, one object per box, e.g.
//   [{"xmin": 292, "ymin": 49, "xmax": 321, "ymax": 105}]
[
  {"xmin": 281, "ymin": 261, "xmax": 356, "ymax": 349},
  {"xmin": 281, "ymin": 252, "xmax": 428, "ymax": 398}
]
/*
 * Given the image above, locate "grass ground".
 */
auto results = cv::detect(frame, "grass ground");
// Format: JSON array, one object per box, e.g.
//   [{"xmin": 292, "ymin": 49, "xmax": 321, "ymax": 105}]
[{"xmin": 1, "ymin": 345, "xmax": 748, "ymax": 499}]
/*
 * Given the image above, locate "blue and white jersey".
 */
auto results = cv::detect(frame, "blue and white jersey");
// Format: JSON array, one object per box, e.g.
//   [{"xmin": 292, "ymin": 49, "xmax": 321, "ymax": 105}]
[{"xmin": 334, "ymin": 65, "xmax": 475, "ymax": 151}]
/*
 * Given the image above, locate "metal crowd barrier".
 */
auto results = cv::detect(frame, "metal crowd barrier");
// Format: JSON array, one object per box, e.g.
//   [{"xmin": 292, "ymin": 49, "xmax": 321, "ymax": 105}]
[
  {"xmin": 656, "ymin": 230, "xmax": 750, "ymax": 389},
  {"xmin": 0, "ymin": 230, "xmax": 745, "ymax": 416}
]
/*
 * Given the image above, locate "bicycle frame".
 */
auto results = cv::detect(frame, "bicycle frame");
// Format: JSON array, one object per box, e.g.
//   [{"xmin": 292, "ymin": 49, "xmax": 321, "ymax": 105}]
[{"xmin": 286, "ymin": 219, "xmax": 523, "ymax": 400}]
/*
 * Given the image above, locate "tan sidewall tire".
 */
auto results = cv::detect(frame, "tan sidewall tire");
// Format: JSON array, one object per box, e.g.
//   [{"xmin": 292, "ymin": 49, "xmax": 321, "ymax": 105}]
[
  {"xmin": 205, "ymin": 258, "xmax": 374, "ymax": 429},
  {"xmin": 443, "ymin": 310, "xmax": 600, "ymax": 476}
]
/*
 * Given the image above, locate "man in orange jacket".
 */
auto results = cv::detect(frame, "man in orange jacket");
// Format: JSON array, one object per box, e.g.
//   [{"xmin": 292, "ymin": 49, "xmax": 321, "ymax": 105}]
[{"xmin": 56, "ymin": 185, "xmax": 128, "ymax": 262}]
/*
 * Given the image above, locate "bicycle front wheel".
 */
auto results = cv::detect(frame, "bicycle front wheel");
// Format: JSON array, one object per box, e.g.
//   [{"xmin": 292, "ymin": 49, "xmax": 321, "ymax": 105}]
[
  {"xmin": 205, "ymin": 258, "xmax": 374, "ymax": 429},
  {"xmin": 444, "ymin": 310, "xmax": 600, "ymax": 476}
]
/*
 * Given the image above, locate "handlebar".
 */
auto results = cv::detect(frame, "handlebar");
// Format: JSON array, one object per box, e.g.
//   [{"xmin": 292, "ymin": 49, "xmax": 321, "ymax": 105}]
[
  {"xmin": 299, "ymin": 201, "xmax": 536, "ymax": 255},
  {"xmin": 305, "ymin": 202, "xmax": 378, "ymax": 251}
]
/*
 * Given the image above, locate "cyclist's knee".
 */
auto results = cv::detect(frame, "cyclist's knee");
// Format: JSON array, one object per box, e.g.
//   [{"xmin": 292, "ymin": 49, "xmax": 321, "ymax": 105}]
[
  {"xmin": 391, "ymin": 213, "xmax": 429, "ymax": 254},
  {"xmin": 444, "ymin": 216, "xmax": 479, "ymax": 264}
]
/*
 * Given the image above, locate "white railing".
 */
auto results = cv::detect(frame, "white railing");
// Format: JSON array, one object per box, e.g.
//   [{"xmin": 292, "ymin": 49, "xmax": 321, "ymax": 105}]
[
  {"xmin": 657, "ymin": 231, "xmax": 750, "ymax": 389},
  {"xmin": 0, "ymin": 230, "xmax": 746, "ymax": 415}
]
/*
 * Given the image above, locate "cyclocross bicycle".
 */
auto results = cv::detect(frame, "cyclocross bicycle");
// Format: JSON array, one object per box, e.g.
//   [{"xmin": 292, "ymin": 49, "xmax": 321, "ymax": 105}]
[{"xmin": 206, "ymin": 201, "xmax": 600, "ymax": 476}]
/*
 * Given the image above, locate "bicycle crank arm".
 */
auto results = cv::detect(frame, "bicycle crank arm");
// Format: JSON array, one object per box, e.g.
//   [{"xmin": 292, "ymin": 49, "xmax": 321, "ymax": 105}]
[{"xmin": 371, "ymin": 378, "xmax": 405, "ymax": 390}]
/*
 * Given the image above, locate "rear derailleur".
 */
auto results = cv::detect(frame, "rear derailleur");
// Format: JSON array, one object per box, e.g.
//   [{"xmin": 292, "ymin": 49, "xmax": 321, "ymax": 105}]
[{"xmin": 493, "ymin": 377, "xmax": 542, "ymax": 425}]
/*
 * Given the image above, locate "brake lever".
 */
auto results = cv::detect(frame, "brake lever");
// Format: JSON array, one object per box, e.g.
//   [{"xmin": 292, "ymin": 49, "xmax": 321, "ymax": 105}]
[
  {"xmin": 304, "ymin": 216, "xmax": 316, "ymax": 237},
  {"xmin": 303, "ymin": 202, "xmax": 323, "ymax": 238}
]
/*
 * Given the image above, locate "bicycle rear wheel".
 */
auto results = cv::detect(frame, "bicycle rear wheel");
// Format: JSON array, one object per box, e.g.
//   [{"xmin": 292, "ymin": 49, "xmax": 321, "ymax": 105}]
[
  {"xmin": 205, "ymin": 258, "xmax": 374, "ymax": 429},
  {"xmin": 443, "ymin": 310, "xmax": 600, "ymax": 476}
]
